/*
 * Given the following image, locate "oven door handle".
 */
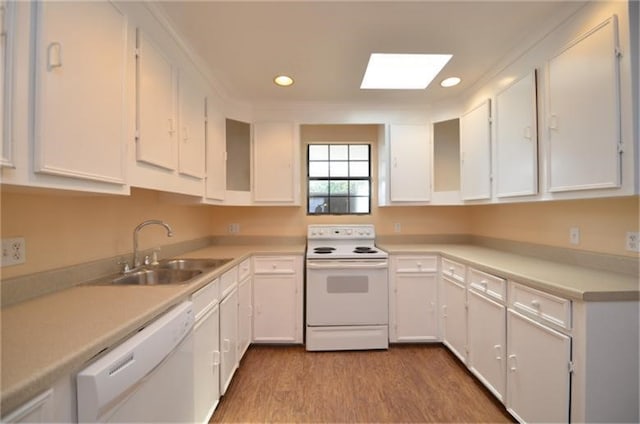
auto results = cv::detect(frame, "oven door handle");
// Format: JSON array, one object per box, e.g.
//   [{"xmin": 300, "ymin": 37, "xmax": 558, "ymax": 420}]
[{"xmin": 307, "ymin": 261, "xmax": 388, "ymax": 270}]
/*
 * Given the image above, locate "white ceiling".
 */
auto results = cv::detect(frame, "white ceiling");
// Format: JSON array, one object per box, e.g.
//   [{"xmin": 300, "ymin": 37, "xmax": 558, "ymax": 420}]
[{"xmin": 158, "ymin": 1, "xmax": 586, "ymax": 107}]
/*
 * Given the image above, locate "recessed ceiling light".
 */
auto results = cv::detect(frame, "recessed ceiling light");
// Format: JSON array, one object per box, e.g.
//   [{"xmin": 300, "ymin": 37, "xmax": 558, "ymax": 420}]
[
  {"xmin": 360, "ymin": 53, "xmax": 452, "ymax": 90},
  {"xmin": 440, "ymin": 77, "xmax": 461, "ymax": 88},
  {"xmin": 274, "ymin": 75, "xmax": 294, "ymax": 87}
]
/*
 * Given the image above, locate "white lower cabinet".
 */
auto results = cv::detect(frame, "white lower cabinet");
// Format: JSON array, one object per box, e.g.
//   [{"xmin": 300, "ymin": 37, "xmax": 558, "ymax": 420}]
[
  {"xmin": 1, "ymin": 375, "xmax": 75, "ymax": 423},
  {"xmin": 506, "ymin": 309, "xmax": 571, "ymax": 423},
  {"xmin": 237, "ymin": 259, "xmax": 253, "ymax": 359},
  {"xmin": 252, "ymin": 256, "xmax": 303, "ymax": 343},
  {"xmin": 467, "ymin": 277, "xmax": 506, "ymax": 402},
  {"xmin": 389, "ymin": 255, "xmax": 439, "ymax": 342},
  {"xmin": 441, "ymin": 272, "xmax": 467, "ymax": 363},
  {"xmin": 219, "ymin": 286, "xmax": 238, "ymax": 395},
  {"xmin": 192, "ymin": 279, "xmax": 221, "ymax": 423}
]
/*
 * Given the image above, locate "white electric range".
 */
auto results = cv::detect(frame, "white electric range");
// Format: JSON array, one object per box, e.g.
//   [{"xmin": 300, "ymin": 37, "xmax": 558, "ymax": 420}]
[{"xmin": 305, "ymin": 224, "xmax": 389, "ymax": 351}]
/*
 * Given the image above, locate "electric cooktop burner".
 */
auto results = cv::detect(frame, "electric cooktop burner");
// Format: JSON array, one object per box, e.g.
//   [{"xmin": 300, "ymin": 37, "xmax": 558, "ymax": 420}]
[
  {"xmin": 353, "ymin": 247, "xmax": 378, "ymax": 254},
  {"xmin": 313, "ymin": 247, "xmax": 336, "ymax": 254}
]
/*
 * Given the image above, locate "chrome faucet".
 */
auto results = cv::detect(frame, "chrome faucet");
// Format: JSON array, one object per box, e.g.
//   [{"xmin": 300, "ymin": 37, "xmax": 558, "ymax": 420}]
[{"xmin": 132, "ymin": 220, "xmax": 174, "ymax": 269}]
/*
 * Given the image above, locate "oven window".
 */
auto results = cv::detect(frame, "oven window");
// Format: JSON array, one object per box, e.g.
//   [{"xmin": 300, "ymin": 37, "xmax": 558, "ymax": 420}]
[{"xmin": 307, "ymin": 144, "xmax": 371, "ymax": 215}]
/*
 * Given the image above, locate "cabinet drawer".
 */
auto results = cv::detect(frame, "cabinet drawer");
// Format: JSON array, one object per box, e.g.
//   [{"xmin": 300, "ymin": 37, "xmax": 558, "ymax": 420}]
[
  {"xmin": 441, "ymin": 257, "xmax": 466, "ymax": 283},
  {"xmin": 220, "ymin": 266, "xmax": 238, "ymax": 298},
  {"xmin": 238, "ymin": 258, "xmax": 251, "ymax": 281},
  {"xmin": 253, "ymin": 256, "xmax": 296, "ymax": 274},
  {"xmin": 394, "ymin": 255, "xmax": 438, "ymax": 273},
  {"xmin": 509, "ymin": 281, "xmax": 571, "ymax": 330},
  {"xmin": 468, "ymin": 268, "xmax": 506, "ymax": 303},
  {"xmin": 191, "ymin": 278, "xmax": 219, "ymax": 320}
]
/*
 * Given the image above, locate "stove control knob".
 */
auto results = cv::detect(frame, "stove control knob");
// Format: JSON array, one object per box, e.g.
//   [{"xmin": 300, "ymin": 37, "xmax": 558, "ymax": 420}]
[{"xmin": 346, "ymin": 229, "xmax": 353, "ymax": 235}]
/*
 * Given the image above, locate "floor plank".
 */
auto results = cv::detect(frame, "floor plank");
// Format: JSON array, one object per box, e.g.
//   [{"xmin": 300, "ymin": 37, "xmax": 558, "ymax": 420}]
[{"xmin": 211, "ymin": 344, "xmax": 515, "ymax": 423}]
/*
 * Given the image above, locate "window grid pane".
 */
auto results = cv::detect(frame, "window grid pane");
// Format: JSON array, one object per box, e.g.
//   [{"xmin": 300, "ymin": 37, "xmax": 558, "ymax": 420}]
[{"xmin": 307, "ymin": 143, "xmax": 371, "ymax": 215}]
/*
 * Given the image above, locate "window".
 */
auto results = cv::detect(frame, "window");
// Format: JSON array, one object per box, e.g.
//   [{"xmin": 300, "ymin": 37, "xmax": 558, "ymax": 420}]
[{"xmin": 307, "ymin": 144, "xmax": 371, "ymax": 215}]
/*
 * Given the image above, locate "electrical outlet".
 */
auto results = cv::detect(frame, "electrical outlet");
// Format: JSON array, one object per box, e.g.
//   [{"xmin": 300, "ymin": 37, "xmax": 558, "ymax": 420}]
[
  {"xmin": 569, "ymin": 227, "xmax": 580, "ymax": 245},
  {"xmin": 227, "ymin": 223, "xmax": 240, "ymax": 234},
  {"xmin": 393, "ymin": 223, "xmax": 401, "ymax": 233},
  {"xmin": 626, "ymin": 232, "xmax": 640, "ymax": 252},
  {"xmin": 2, "ymin": 237, "xmax": 26, "ymax": 266}
]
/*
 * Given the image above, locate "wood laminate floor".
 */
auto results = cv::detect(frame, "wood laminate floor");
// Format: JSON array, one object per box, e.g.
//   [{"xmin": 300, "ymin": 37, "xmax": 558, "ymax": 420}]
[{"xmin": 211, "ymin": 344, "xmax": 515, "ymax": 423}]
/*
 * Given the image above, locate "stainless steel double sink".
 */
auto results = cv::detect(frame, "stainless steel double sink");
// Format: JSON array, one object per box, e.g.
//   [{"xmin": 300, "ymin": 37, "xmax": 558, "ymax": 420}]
[{"xmin": 93, "ymin": 258, "xmax": 232, "ymax": 286}]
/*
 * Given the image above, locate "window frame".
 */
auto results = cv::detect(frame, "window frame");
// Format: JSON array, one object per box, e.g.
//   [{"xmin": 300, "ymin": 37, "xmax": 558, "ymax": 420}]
[{"xmin": 306, "ymin": 143, "xmax": 372, "ymax": 215}]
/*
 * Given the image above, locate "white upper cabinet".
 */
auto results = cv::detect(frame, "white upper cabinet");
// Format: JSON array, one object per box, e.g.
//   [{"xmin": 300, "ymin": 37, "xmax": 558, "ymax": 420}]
[
  {"xmin": 460, "ymin": 100, "xmax": 492, "ymax": 201},
  {"xmin": 546, "ymin": 16, "xmax": 621, "ymax": 192},
  {"xmin": 32, "ymin": 1, "xmax": 127, "ymax": 184},
  {"xmin": 495, "ymin": 71, "xmax": 538, "ymax": 198},
  {"xmin": 204, "ymin": 103, "xmax": 226, "ymax": 201},
  {"xmin": 388, "ymin": 123, "xmax": 431, "ymax": 203},
  {"xmin": 136, "ymin": 28, "xmax": 176, "ymax": 171},
  {"xmin": 177, "ymin": 71, "xmax": 205, "ymax": 179},
  {"xmin": 252, "ymin": 122, "xmax": 299, "ymax": 204},
  {"xmin": 0, "ymin": 0, "xmax": 14, "ymax": 169}
]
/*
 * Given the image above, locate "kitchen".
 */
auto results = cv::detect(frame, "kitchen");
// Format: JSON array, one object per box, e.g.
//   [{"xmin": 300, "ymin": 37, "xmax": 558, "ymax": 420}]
[{"xmin": 1, "ymin": 0, "xmax": 639, "ymax": 423}]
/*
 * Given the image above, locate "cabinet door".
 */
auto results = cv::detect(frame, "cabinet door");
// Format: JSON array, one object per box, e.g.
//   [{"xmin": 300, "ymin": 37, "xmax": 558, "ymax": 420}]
[
  {"xmin": 392, "ymin": 273, "xmax": 438, "ymax": 342},
  {"xmin": 495, "ymin": 71, "xmax": 538, "ymax": 198},
  {"xmin": 547, "ymin": 16, "xmax": 621, "ymax": 192},
  {"xmin": 389, "ymin": 124, "xmax": 431, "ymax": 202},
  {"xmin": 253, "ymin": 122, "xmax": 298, "ymax": 203},
  {"xmin": 136, "ymin": 29, "xmax": 176, "ymax": 170},
  {"xmin": 507, "ymin": 309, "xmax": 571, "ymax": 423},
  {"xmin": 468, "ymin": 290, "xmax": 506, "ymax": 402},
  {"xmin": 219, "ymin": 288, "xmax": 238, "ymax": 395},
  {"xmin": 460, "ymin": 100, "xmax": 491, "ymax": 200},
  {"xmin": 205, "ymin": 105, "xmax": 226, "ymax": 201},
  {"xmin": 0, "ymin": 0, "xmax": 14, "ymax": 168},
  {"xmin": 194, "ymin": 305, "xmax": 220, "ymax": 423},
  {"xmin": 441, "ymin": 276, "xmax": 467, "ymax": 362},
  {"xmin": 237, "ymin": 276, "xmax": 252, "ymax": 359},
  {"xmin": 33, "ymin": 1, "xmax": 126, "ymax": 184},
  {"xmin": 177, "ymin": 72, "xmax": 205, "ymax": 179},
  {"xmin": 253, "ymin": 274, "xmax": 297, "ymax": 342}
]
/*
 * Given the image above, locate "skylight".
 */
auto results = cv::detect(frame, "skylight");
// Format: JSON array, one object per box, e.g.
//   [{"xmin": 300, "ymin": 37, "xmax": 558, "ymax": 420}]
[{"xmin": 360, "ymin": 53, "xmax": 453, "ymax": 90}]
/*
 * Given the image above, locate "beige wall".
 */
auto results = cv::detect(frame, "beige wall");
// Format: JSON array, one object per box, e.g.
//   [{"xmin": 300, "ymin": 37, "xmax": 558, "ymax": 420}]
[
  {"xmin": 469, "ymin": 196, "xmax": 640, "ymax": 257},
  {"xmin": 1, "ymin": 185, "xmax": 637, "ymax": 280},
  {"xmin": 0, "ymin": 188, "xmax": 212, "ymax": 279}
]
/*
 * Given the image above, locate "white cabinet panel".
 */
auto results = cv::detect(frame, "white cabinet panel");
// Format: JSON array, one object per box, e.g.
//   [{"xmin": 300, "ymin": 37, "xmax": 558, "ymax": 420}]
[
  {"xmin": 391, "ymin": 273, "xmax": 438, "ymax": 342},
  {"xmin": 178, "ymin": 72, "xmax": 205, "ymax": 179},
  {"xmin": 388, "ymin": 124, "xmax": 431, "ymax": 202},
  {"xmin": 547, "ymin": 16, "xmax": 621, "ymax": 192},
  {"xmin": 468, "ymin": 289, "xmax": 506, "ymax": 403},
  {"xmin": 460, "ymin": 100, "xmax": 491, "ymax": 200},
  {"xmin": 495, "ymin": 71, "xmax": 538, "ymax": 198},
  {"xmin": 193, "ymin": 304, "xmax": 220, "ymax": 423},
  {"xmin": 237, "ymin": 274, "xmax": 252, "ymax": 359},
  {"xmin": 253, "ymin": 274, "xmax": 298, "ymax": 343},
  {"xmin": 136, "ymin": 29, "xmax": 176, "ymax": 171},
  {"xmin": 253, "ymin": 122, "xmax": 299, "ymax": 203},
  {"xmin": 441, "ymin": 275, "xmax": 467, "ymax": 363},
  {"xmin": 507, "ymin": 309, "xmax": 571, "ymax": 423},
  {"xmin": 205, "ymin": 105, "xmax": 226, "ymax": 201},
  {"xmin": 0, "ymin": 0, "xmax": 14, "ymax": 168},
  {"xmin": 219, "ymin": 287, "xmax": 238, "ymax": 395},
  {"xmin": 33, "ymin": 1, "xmax": 127, "ymax": 184}
]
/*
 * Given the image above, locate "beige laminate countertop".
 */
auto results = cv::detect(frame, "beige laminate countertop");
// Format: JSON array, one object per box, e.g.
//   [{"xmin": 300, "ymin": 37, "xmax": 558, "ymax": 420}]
[
  {"xmin": 1, "ymin": 244, "xmax": 305, "ymax": 416},
  {"xmin": 379, "ymin": 243, "xmax": 639, "ymax": 302}
]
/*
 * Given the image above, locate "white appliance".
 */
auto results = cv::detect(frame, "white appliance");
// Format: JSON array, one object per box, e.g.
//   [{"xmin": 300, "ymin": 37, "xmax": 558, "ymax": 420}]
[
  {"xmin": 77, "ymin": 301, "xmax": 195, "ymax": 423},
  {"xmin": 306, "ymin": 224, "xmax": 389, "ymax": 351}
]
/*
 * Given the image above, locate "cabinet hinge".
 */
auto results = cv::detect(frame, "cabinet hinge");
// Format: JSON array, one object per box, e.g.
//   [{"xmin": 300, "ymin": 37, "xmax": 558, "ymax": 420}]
[
  {"xmin": 568, "ymin": 360, "xmax": 575, "ymax": 373},
  {"xmin": 134, "ymin": 130, "xmax": 140, "ymax": 142},
  {"xmin": 618, "ymin": 142, "xmax": 624, "ymax": 154},
  {"xmin": 615, "ymin": 47, "xmax": 623, "ymax": 58},
  {"xmin": 134, "ymin": 47, "xmax": 140, "ymax": 59}
]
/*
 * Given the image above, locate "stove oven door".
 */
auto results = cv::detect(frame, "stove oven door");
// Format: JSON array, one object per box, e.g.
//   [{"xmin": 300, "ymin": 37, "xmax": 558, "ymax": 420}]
[{"xmin": 306, "ymin": 259, "xmax": 388, "ymax": 326}]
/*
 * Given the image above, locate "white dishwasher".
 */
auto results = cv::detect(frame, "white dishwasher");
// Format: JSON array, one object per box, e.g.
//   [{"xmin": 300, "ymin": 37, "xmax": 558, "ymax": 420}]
[{"xmin": 77, "ymin": 301, "xmax": 195, "ymax": 423}]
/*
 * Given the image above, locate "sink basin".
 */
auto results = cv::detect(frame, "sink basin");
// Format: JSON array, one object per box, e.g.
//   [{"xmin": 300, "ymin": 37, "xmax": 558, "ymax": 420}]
[
  {"xmin": 109, "ymin": 268, "xmax": 202, "ymax": 285},
  {"xmin": 156, "ymin": 258, "xmax": 232, "ymax": 271}
]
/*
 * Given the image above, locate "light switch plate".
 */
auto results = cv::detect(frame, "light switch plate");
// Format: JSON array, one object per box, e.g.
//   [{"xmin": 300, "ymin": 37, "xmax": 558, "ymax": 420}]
[{"xmin": 569, "ymin": 227, "xmax": 580, "ymax": 245}]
